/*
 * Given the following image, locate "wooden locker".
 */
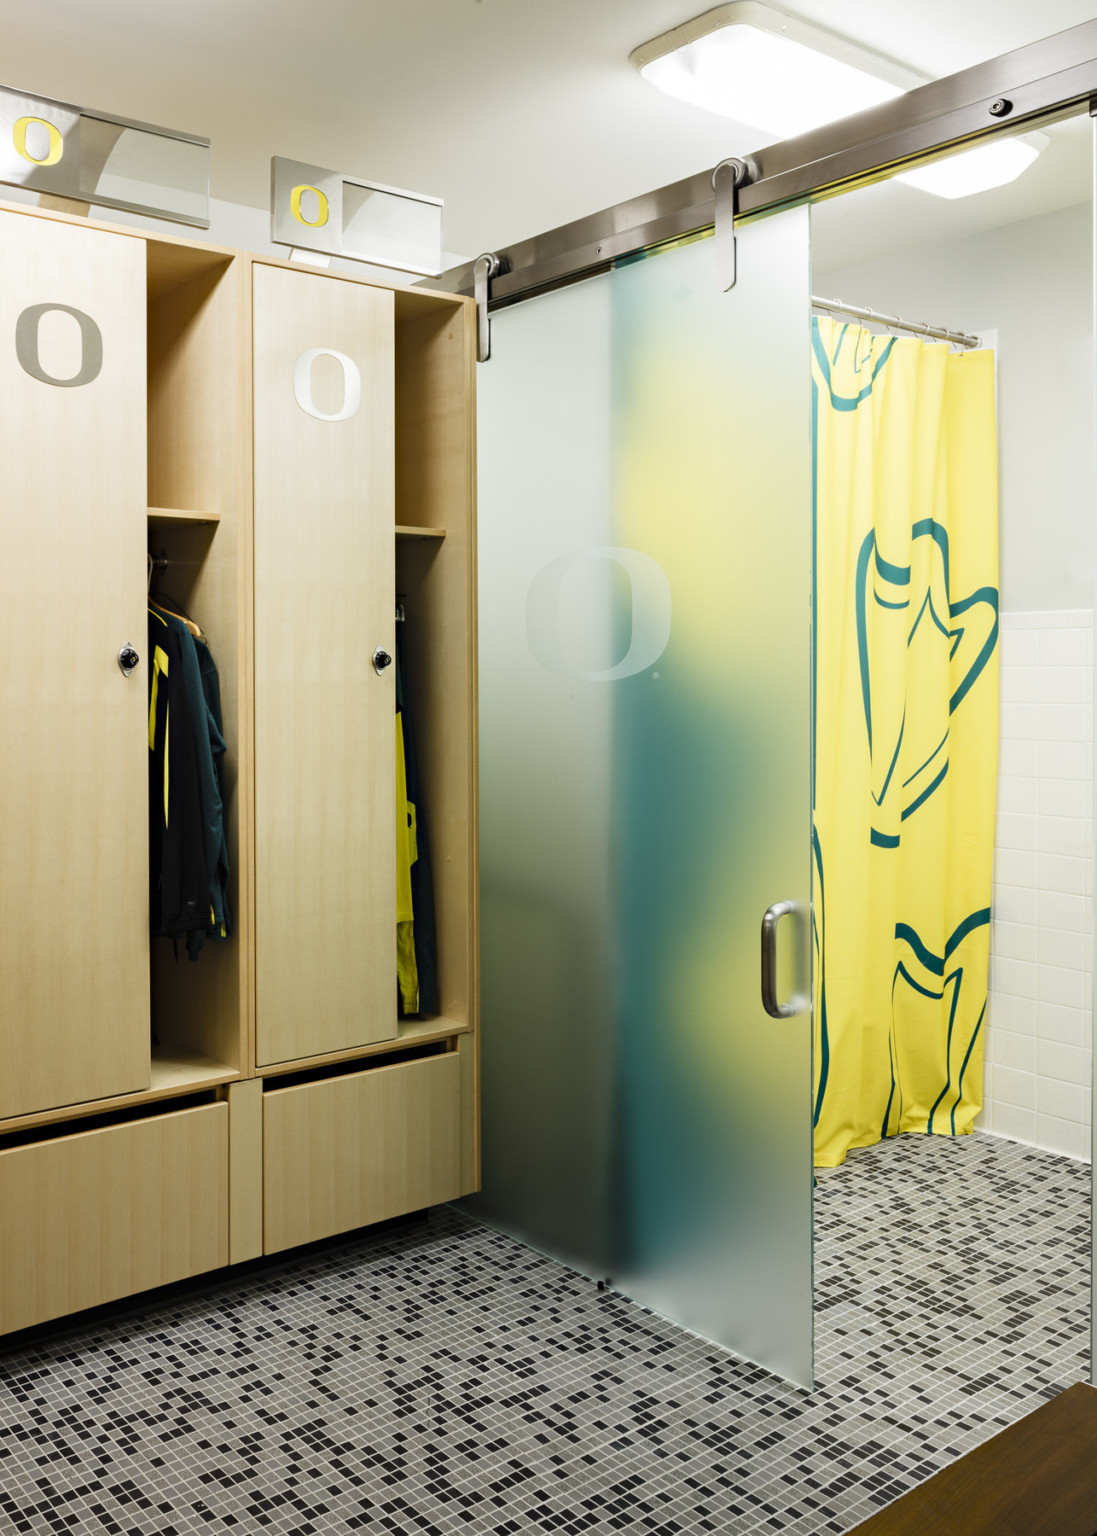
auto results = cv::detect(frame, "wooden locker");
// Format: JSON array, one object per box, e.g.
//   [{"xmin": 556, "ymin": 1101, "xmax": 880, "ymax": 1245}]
[
  {"xmin": 0, "ymin": 210, "xmax": 149, "ymax": 1119},
  {"xmin": 252, "ymin": 264, "xmax": 397, "ymax": 1066}
]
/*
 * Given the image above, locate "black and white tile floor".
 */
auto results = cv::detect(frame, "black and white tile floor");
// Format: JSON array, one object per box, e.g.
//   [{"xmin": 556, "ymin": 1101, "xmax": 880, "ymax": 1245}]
[{"xmin": 0, "ymin": 1131, "xmax": 1089, "ymax": 1534}]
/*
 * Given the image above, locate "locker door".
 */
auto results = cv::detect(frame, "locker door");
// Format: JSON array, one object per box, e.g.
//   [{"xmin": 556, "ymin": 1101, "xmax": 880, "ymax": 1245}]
[
  {"xmin": 0, "ymin": 210, "xmax": 149, "ymax": 1118},
  {"xmin": 252, "ymin": 264, "xmax": 396, "ymax": 1066}
]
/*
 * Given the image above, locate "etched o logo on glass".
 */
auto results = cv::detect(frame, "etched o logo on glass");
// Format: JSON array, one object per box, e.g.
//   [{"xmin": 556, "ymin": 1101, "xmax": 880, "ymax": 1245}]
[
  {"xmin": 293, "ymin": 348, "xmax": 361, "ymax": 422},
  {"xmin": 16, "ymin": 303, "xmax": 102, "ymax": 387},
  {"xmin": 527, "ymin": 546, "xmax": 672, "ymax": 682}
]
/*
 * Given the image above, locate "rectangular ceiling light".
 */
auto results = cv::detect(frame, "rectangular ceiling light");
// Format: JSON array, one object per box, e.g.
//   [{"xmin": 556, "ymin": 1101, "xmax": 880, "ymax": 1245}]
[
  {"xmin": 631, "ymin": 1, "xmax": 923, "ymax": 139},
  {"xmin": 893, "ymin": 133, "xmax": 1047, "ymax": 198}
]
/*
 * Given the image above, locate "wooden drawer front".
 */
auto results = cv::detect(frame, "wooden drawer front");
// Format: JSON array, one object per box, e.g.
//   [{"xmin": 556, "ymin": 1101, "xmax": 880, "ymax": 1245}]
[
  {"xmin": 263, "ymin": 1053, "xmax": 461, "ymax": 1253},
  {"xmin": 0, "ymin": 1102, "xmax": 228, "ymax": 1334}
]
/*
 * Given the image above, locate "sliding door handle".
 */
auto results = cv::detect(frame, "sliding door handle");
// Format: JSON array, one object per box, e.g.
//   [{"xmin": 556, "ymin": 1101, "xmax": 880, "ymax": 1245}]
[{"xmin": 761, "ymin": 901, "xmax": 801, "ymax": 1019}]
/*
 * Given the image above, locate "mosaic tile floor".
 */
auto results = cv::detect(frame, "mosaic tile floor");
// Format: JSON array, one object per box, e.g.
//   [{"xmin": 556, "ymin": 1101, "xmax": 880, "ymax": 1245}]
[{"xmin": 0, "ymin": 1131, "xmax": 1089, "ymax": 1534}]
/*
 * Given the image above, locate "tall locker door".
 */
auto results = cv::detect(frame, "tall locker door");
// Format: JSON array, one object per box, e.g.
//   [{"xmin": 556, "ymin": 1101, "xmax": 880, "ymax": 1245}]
[
  {"xmin": 253, "ymin": 265, "xmax": 396, "ymax": 1066},
  {"xmin": 0, "ymin": 211, "xmax": 149, "ymax": 1118}
]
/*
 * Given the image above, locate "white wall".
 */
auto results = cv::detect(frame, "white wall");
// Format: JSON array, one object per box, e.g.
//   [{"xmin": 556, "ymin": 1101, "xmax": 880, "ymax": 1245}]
[
  {"xmin": 0, "ymin": 184, "xmax": 467, "ymax": 286},
  {"xmin": 819, "ymin": 197, "xmax": 1095, "ymax": 1161},
  {"xmin": 817, "ymin": 199, "xmax": 1094, "ymax": 614},
  {"xmin": 985, "ymin": 610, "xmax": 1093, "ymax": 1159}
]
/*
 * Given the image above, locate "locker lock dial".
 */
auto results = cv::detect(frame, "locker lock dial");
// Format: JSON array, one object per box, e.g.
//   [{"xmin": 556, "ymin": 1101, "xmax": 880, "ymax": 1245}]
[
  {"xmin": 372, "ymin": 647, "xmax": 393, "ymax": 676},
  {"xmin": 118, "ymin": 644, "xmax": 140, "ymax": 677}
]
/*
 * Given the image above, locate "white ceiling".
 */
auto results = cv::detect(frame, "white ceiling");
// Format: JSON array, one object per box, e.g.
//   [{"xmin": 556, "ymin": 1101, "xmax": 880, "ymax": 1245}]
[{"xmin": 4, "ymin": 0, "xmax": 1096, "ymax": 259}]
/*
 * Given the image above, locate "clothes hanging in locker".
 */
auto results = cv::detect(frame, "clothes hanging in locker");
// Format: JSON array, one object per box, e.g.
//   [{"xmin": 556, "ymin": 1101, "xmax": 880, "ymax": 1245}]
[
  {"xmin": 395, "ymin": 608, "xmax": 438, "ymax": 1016},
  {"xmin": 148, "ymin": 599, "xmax": 231, "ymax": 959}
]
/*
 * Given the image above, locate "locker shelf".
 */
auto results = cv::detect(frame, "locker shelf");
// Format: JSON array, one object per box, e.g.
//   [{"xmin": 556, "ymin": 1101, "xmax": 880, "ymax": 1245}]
[
  {"xmin": 149, "ymin": 1045, "xmax": 238, "ymax": 1095},
  {"xmin": 257, "ymin": 1016, "xmax": 471, "ymax": 1079},
  {"xmin": 395, "ymin": 524, "xmax": 446, "ymax": 539},
  {"xmin": 148, "ymin": 506, "xmax": 221, "ymax": 527}
]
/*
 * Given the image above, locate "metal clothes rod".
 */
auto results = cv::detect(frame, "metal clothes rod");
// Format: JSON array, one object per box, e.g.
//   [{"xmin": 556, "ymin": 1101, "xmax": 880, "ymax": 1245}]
[{"xmin": 811, "ymin": 295, "xmax": 981, "ymax": 349}]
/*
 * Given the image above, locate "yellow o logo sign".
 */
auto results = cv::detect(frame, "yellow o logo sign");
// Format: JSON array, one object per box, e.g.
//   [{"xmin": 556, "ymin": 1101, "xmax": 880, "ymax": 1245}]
[
  {"xmin": 13, "ymin": 116, "xmax": 63, "ymax": 167},
  {"xmin": 290, "ymin": 184, "xmax": 328, "ymax": 228}
]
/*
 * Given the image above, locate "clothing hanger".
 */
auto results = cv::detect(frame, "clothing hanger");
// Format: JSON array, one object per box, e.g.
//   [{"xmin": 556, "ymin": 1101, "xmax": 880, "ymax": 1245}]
[{"xmin": 151, "ymin": 593, "xmax": 205, "ymax": 641}]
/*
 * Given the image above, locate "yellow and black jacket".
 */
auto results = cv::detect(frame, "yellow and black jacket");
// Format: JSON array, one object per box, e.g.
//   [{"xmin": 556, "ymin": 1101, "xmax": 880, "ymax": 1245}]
[{"xmin": 148, "ymin": 605, "xmax": 209, "ymax": 953}]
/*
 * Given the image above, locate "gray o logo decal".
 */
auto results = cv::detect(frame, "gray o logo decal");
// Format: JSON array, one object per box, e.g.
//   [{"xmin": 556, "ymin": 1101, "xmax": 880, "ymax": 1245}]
[
  {"xmin": 293, "ymin": 347, "xmax": 362, "ymax": 421},
  {"xmin": 526, "ymin": 546, "xmax": 672, "ymax": 682},
  {"xmin": 16, "ymin": 303, "xmax": 103, "ymax": 387}
]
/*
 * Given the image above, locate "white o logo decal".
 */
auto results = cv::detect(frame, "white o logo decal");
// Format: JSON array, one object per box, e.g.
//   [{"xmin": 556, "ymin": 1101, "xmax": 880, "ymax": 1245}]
[
  {"xmin": 526, "ymin": 546, "xmax": 672, "ymax": 682},
  {"xmin": 293, "ymin": 347, "xmax": 362, "ymax": 421}
]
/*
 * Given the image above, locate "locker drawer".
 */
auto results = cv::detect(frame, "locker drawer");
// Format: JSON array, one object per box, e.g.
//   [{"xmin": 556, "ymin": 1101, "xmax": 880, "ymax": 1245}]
[
  {"xmin": 263, "ymin": 1052, "xmax": 461, "ymax": 1253},
  {"xmin": 0, "ymin": 1101, "xmax": 228, "ymax": 1334}
]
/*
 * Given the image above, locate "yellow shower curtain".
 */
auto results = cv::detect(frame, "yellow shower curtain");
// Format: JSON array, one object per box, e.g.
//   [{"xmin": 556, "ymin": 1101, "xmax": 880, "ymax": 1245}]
[{"xmin": 812, "ymin": 317, "xmax": 999, "ymax": 1169}]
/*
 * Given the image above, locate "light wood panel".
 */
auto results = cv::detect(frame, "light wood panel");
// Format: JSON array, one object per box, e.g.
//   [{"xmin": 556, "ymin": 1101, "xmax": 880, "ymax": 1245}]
[
  {"xmin": 0, "ymin": 210, "xmax": 149, "ymax": 1118},
  {"xmin": 147, "ymin": 506, "xmax": 220, "ymax": 527},
  {"xmin": 457, "ymin": 1032, "xmax": 479, "ymax": 1195},
  {"xmin": 228, "ymin": 1079, "xmax": 263, "ymax": 1263},
  {"xmin": 147, "ymin": 250, "xmax": 251, "ymax": 1076},
  {"xmin": 0, "ymin": 1047, "xmax": 237, "ymax": 1139},
  {"xmin": 0, "ymin": 1102, "xmax": 228, "ymax": 1333},
  {"xmin": 263, "ymin": 1053, "xmax": 461, "ymax": 1252},
  {"xmin": 257, "ymin": 1016, "xmax": 469, "ymax": 1080},
  {"xmin": 395, "ymin": 299, "xmax": 478, "ymax": 1029},
  {"xmin": 253, "ymin": 262, "xmax": 396, "ymax": 1066}
]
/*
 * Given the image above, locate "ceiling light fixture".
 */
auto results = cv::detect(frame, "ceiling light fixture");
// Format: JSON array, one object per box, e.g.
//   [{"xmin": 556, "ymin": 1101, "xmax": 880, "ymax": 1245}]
[
  {"xmin": 631, "ymin": 2, "xmax": 1046, "ymax": 197},
  {"xmin": 630, "ymin": 1, "xmax": 922, "ymax": 139},
  {"xmin": 893, "ymin": 132, "xmax": 1048, "ymax": 198}
]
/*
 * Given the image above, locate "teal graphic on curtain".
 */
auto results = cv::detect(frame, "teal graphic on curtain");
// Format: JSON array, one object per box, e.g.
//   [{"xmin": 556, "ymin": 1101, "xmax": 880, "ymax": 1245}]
[{"xmin": 812, "ymin": 317, "xmax": 999, "ymax": 1168}]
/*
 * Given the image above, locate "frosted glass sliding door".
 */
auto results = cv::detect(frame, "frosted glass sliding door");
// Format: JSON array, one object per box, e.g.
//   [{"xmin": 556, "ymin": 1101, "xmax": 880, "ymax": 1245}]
[{"xmin": 475, "ymin": 207, "xmax": 814, "ymax": 1386}]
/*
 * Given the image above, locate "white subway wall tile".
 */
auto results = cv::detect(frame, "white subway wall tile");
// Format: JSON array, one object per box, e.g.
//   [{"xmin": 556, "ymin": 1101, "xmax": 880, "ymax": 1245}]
[
  {"xmin": 990, "ymin": 994, "xmax": 1037, "ymax": 1035},
  {"xmin": 1038, "ymin": 704, "xmax": 1090, "ymax": 743},
  {"xmin": 1038, "ymin": 779, "xmax": 1087, "ymax": 817},
  {"xmin": 1037, "ymin": 891, "xmax": 1087, "ymax": 931},
  {"xmin": 1039, "ymin": 816, "xmax": 1087, "ymax": 857},
  {"xmin": 1035, "ymin": 1114, "xmax": 1089, "ymax": 1159},
  {"xmin": 1038, "ymin": 1003, "xmax": 1088, "ymax": 1046},
  {"xmin": 1040, "ymin": 667, "xmax": 1088, "ymax": 705},
  {"xmin": 1039, "ymin": 741, "xmax": 1086, "ymax": 779},
  {"xmin": 1037, "ymin": 853, "xmax": 1087, "ymax": 894},
  {"xmin": 1041, "ymin": 629, "xmax": 1088, "ymax": 666},
  {"xmin": 996, "ymin": 850, "xmax": 1039, "ymax": 887},
  {"xmin": 993, "ymin": 1031, "xmax": 1036, "ymax": 1073},
  {"xmin": 1036, "ymin": 1039, "xmax": 1085, "ymax": 1084},
  {"xmin": 1001, "ymin": 667, "xmax": 1039, "ymax": 703},
  {"xmin": 1000, "ymin": 629, "xmax": 1040, "ymax": 665},
  {"xmin": 985, "ymin": 609, "xmax": 1094, "ymax": 1161},
  {"xmin": 1002, "ymin": 703, "xmax": 1041, "ymax": 739},
  {"xmin": 992, "ymin": 957, "xmax": 1038, "ymax": 998},
  {"xmin": 1037, "ymin": 964, "xmax": 1085, "ymax": 1008},
  {"xmin": 996, "ymin": 813, "xmax": 1038, "ymax": 851},
  {"xmin": 991, "ymin": 921, "xmax": 1037, "ymax": 961},
  {"xmin": 992, "ymin": 1104, "xmax": 1037, "ymax": 1144},
  {"xmin": 994, "ymin": 1066, "xmax": 1037, "ymax": 1109},
  {"xmin": 994, "ymin": 885, "xmax": 1038, "ymax": 925},
  {"xmin": 1039, "ymin": 1078, "xmax": 1088, "ymax": 1123},
  {"xmin": 1038, "ymin": 928, "xmax": 1087, "ymax": 970},
  {"xmin": 999, "ymin": 777, "xmax": 1039, "ymax": 814}
]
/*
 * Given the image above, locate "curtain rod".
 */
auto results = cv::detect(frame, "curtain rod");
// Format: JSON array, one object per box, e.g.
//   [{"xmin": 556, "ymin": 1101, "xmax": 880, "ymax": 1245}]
[{"xmin": 811, "ymin": 295, "xmax": 981, "ymax": 349}]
